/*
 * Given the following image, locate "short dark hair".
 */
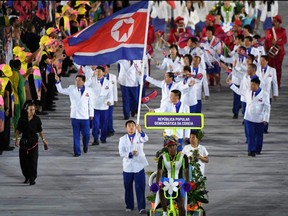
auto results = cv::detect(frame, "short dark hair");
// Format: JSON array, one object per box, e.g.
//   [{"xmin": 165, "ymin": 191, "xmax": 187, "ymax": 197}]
[
  {"xmin": 190, "ymin": 130, "xmax": 199, "ymax": 136},
  {"xmin": 261, "ymin": 55, "xmax": 269, "ymax": 62},
  {"xmin": 76, "ymin": 74, "xmax": 86, "ymax": 82},
  {"xmin": 171, "ymin": 89, "xmax": 181, "ymax": 100},
  {"xmin": 125, "ymin": 119, "xmax": 136, "ymax": 127},
  {"xmin": 239, "ymin": 46, "xmax": 247, "ymax": 51},
  {"xmin": 193, "ymin": 55, "xmax": 201, "ymax": 62},
  {"xmin": 253, "ymin": 34, "xmax": 261, "ymax": 40},
  {"xmin": 9, "ymin": 17, "xmax": 18, "ymax": 26},
  {"xmin": 247, "ymin": 54, "xmax": 255, "ymax": 62},
  {"xmin": 96, "ymin": 66, "xmax": 105, "ymax": 72},
  {"xmin": 237, "ymin": 34, "xmax": 245, "ymax": 42},
  {"xmin": 189, "ymin": 37, "xmax": 198, "ymax": 43},
  {"xmin": 251, "ymin": 77, "xmax": 260, "ymax": 85},
  {"xmin": 243, "ymin": 24, "xmax": 252, "ymax": 34},
  {"xmin": 166, "ymin": 72, "xmax": 175, "ymax": 81},
  {"xmin": 249, "ymin": 63, "xmax": 257, "ymax": 72},
  {"xmin": 183, "ymin": 54, "xmax": 193, "ymax": 65},
  {"xmin": 206, "ymin": 26, "xmax": 215, "ymax": 34},
  {"xmin": 183, "ymin": 66, "xmax": 191, "ymax": 72},
  {"xmin": 245, "ymin": 36, "xmax": 253, "ymax": 42},
  {"xmin": 169, "ymin": 44, "xmax": 178, "ymax": 51}
]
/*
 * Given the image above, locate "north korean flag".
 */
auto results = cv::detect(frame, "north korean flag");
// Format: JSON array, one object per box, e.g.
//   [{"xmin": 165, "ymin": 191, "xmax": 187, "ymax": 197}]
[{"xmin": 63, "ymin": 1, "xmax": 149, "ymax": 65}]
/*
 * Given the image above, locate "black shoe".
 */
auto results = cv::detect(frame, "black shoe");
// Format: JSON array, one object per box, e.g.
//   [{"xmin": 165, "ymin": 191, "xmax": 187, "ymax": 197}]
[
  {"xmin": 101, "ymin": 140, "xmax": 107, "ymax": 143},
  {"xmin": 264, "ymin": 131, "xmax": 268, "ymax": 134},
  {"xmin": 83, "ymin": 147, "xmax": 88, "ymax": 153},
  {"xmin": 92, "ymin": 140, "xmax": 99, "ymax": 146},
  {"xmin": 248, "ymin": 152, "xmax": 251, "ymax": 156},
  {"xmin": 256, "ymin": 152, "xmax": 261, "ymax": 155},
  {"xmin": 0, "ymin": 150, "xmax": 2, "ymax": 155},
  {"xmin": 30, "ymin": 180, "xmax": 36, "ymax": 186},
  {"xmin": 250, "ymin": 151, "xmax": 256, "ymax": 157},
  {"xmin": 23, "ymin": 177, "xmax": 29, "ymax": 184},
  {"xmin": 73, "ymin": 154, "xmax": 80, "ymax": 157},
  {"xmin": 3, "ymin": 146, "xmax": 14, "ymax": 151},
  {"xmin": 107, "ymin": 132, "xmax": 115, "ymax": 137},
  {"xmin": 232, "ymin": 114, "xmax": 238, "ymax": 119},
  {"xmin": 124, "ymin": 117, "xmax": 129, "ymax": 120}
]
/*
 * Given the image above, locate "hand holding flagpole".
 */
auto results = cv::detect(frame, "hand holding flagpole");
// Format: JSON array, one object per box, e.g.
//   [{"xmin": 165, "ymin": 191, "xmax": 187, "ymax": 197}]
[{"xmin": 136, "ymin": 1, "xmax": 151, "ymax": 126}]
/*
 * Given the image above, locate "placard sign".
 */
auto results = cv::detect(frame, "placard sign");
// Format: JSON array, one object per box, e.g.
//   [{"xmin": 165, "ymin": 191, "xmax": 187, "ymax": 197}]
[{"xmin": 144, "ymin": 113, "xmax": 204, "ymax": 130}]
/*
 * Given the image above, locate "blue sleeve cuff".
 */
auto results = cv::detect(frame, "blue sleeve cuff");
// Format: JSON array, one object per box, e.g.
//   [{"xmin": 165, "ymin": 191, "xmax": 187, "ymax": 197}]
[
  {"xmin": 56, "ymin": 81, "xmax": 61, "ymax": 84},
  {"xmin": 128, "ymin": 152, "xmax": 133, "ymax": 158},
  {"xmin": 144, "ymin": 75, "xmax": 147, "ymax": 80},
  {"xmin": 229, "ymin": 83, "xmax": 233, "ymax": 88},
  {"xmin": 140, "ymin": 131, "xmax": 145, "ymax": 137}
]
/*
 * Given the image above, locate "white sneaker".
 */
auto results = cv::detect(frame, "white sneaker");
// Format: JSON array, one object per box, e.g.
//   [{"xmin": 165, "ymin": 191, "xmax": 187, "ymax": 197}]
[{"xmin": 126, "ymin": 209, "xmax": 132, "ymax": 212}]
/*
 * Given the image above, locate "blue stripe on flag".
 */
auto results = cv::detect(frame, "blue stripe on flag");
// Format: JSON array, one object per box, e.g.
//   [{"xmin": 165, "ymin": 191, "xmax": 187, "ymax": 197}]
[{"xmin": 73, "ymin": 47, "xmax": 144, "ymax": 65}]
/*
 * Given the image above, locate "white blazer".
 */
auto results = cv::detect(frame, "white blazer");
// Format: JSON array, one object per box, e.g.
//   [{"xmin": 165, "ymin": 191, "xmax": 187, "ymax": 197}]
[
  {"xmin": 230, "ymin": 85, "xmax": 270, "ymax": 123},
  {"xmin": 119, "ymin": 132, "xmax": 149, "ymax": 173},
  {"xmin": 228, "ymin": 55, "xmax": 247, "ymax": 86},
  {"xmin": 86, "ymin": 77, "xmax": 113, "ymax": 110},
  {"xmin": 191, "ymin": 67, "xmax": 209, "ymax": 100},
  {"xmin": 193, "ymin": 2, "xmax": 209, "ymax": 22},
  {"xmin": 256, "ymin": 65, "xmax": 278, "ymax": 98},
  {"xmin": 238, "ymin": 74, "xmax": 251, "ymax": 103},
  {"xmin": 259, "ymin": 1, "xmax": 278, "ymax": 22},
  {"xmin": 178, "ymin": 77, "xmax": 198, "ymax": 107},
  {"xmin": 183, "ymin": 8, "xmax": 200, "ymax": 30},
  {"xmin": 157, "ymin": 56, "xmax": 183, "ymax": 73},
  {"xmin": 117, "ymin": 60, "xmax": 142, "ymax": 87},
  {"xmin": 155, "ymin": 102, "xmax": 190, "ymax": 139},
  {"xmin": 173, "ymin": 1, "xmax": 186, "ymax": 19},
  {"xmin": 106, "ymin": 73, "xmax": 118, "ymax": 105},
  {"xmin": 146, "ymin": 76, "xmax": 180, "ymax": 108},
  {"xmin": 150, "ymin": 1, "xmax": 169, "ymax": 21},
  {"xmin": 56, "ymin": 83, "xmax": 94, "ymax": 119}
]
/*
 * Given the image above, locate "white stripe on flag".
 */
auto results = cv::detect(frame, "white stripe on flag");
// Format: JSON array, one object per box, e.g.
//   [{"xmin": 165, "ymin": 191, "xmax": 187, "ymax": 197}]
[
  {"xmin": 114, "ymin": 9, "xmax": 147, "ymax": 19},
  {"xmin": 74, "ymin": 43, "xmax": 144, "ymax": 56}
]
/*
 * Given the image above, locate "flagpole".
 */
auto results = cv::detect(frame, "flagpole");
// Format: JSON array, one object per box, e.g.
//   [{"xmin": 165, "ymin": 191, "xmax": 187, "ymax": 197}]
[{"xmin": 136, "ymin": 1, "xmax": 151, "ymax": 125}]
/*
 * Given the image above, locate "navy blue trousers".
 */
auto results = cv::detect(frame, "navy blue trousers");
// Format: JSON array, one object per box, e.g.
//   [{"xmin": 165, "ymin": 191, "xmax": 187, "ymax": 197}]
[
  {"xmin": 120, "ymin": 85, "xmax": 139, "ymax": 119},
  {"xmin": 242, "ymin": 102, "xmax": 248, "ymax": 142},
  {"xmin": 71, "ymin": 118, "xmax": 90, "ymax": 155},
  {"xmin": 244, "ymin": 120, "xmax": 264, "ymax": 153},
  {"xmin": 92, "ymin": 109, "xmax": 108, "ymax": 142},
  {"xmin": 264, "ymin": 98, "xmax": 272, "ymax": 133},
  {"xmin": 190, "ymin": 100, "xmax": 202, "ymax": 113},
  {"xmin": 107, "ymin": 105, "xmax": 115, "ymax": 134},
  {"xmin": 232, "ymin": 85, "xmax": 241, "ymax": 115},
  {"xmin": 123, "ymin": 169, "xmax": 146, "ymax": 211}
]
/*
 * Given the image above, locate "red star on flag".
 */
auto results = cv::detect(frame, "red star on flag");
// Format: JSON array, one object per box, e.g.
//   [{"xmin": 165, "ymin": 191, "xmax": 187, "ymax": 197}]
[{"xmin": 117, "ymin": 20, "xmax": 133, "ymax": 40}]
